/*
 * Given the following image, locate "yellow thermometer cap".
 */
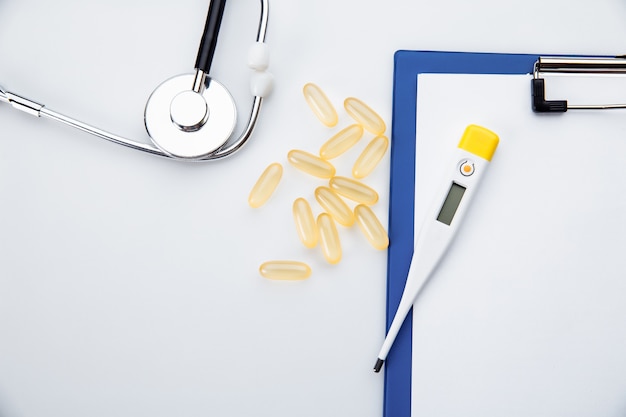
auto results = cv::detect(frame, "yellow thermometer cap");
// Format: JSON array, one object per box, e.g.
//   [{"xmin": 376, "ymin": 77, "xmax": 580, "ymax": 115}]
[{"xmin": 457, "ymin": 124, "xmax": 499, "ymax": 161}]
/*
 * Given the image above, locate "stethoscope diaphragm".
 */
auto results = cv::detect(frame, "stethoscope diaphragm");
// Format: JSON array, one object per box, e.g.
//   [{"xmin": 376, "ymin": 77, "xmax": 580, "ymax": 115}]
[{"xmin": 145, "ymin": 74, "xmax": 237, "ymax": 159}]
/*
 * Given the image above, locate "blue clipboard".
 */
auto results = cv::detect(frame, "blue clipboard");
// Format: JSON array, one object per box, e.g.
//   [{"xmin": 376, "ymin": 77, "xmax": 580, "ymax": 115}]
[{"xmin": 385, "ymin": 50, "xmax": 539, "ymax": 417}]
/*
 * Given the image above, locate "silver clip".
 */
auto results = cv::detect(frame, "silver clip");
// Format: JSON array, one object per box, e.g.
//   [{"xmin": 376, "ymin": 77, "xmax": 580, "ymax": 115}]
[{"xmin": 532, "ymin": 56, "xmax": 626, "ymax": 112}]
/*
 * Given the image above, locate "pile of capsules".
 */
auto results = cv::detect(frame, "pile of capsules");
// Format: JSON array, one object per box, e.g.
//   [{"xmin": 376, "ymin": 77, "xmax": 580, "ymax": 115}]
[{"xmin": 248, "ymin": 83, "xmax": 389, "ymax": 280}]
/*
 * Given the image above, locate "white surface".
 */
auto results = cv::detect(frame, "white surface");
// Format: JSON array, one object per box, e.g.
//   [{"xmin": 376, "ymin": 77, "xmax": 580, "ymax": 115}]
[
  {"xmin": 1, "ymin": 1, "xmax": 626, "ymax": 416},
  {"xmin": 413, "ymin": 74, "xmax": 626, "ymax": 416}
]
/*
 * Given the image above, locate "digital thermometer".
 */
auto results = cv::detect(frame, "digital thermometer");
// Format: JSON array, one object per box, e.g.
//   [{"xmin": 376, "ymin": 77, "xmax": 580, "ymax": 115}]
[{"xmin": 374, "ymin": 124, "xmax": 499, "ymax": 373}]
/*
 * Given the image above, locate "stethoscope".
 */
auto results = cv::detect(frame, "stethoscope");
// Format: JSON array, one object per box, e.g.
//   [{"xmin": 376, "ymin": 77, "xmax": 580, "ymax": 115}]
[{"xmin": 0, "ymin": 0, "xmax": 272, "ymax": 161}]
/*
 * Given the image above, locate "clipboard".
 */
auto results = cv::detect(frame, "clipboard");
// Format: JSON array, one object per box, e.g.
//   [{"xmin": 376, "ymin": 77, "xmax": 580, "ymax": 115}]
[{"xmin": 385, "ymin": 51, "xmax": 626, "ymax": 417}]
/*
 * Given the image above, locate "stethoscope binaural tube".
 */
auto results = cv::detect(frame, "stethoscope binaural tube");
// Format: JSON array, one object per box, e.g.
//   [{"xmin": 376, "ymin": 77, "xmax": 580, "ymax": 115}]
[
  {"xmin": 195, "ymin": 0, "xmax": 228, "ymax": 75},
  {"xmin": 0, "ymin": 0, "xmax": 271, "ymax": 162}
]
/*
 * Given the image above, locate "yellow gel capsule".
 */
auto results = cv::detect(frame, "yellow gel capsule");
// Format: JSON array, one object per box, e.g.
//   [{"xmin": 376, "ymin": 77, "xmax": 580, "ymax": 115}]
[
  {"xmin": 259, "ymin": 261, "xmax": 312, "ymax": 280},
  {"xmin": 353, "ymin": 135, "xmax": 389, "ymax": 179},
  {"xmin": 288, "ymin": 150, "xmax": 336, "ymax": 179},
  {"xmin": 248, "ymin": 162, "xmax": 283, "ymax": 208},
  {"xmin": 344, "ymin": 97, "xmax": 386, "ymax": 136},
  {"xmin": 329, "ymin": 176, "xmax": 379, "ymax": 205},
  {"xmin": 293, "ymin": 198, "xmax": 318, "ymax": 248},
  {"xmin": 319, "ymin": 124, "xmax": 364, "ymax": 160},
  {"xmin": 303, "ymin": 83, "xmax": 338, "ymax": 127},
  {"xmin": 354, "ymin": 204, "xmax": 389, "ymax": 250},
  {"xmin": 314, "ymin": 186, "xmax": 355, "ymax": 227},
  {"xmin": 317, "ymin": 213, "xmax": 342, "ymax": 264}
]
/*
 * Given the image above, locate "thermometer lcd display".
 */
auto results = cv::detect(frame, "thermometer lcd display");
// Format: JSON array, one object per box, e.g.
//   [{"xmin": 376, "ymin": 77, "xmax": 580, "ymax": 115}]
[{"xmin": 437, "ymin": 182, "xmax": 466, "ymax": 225}]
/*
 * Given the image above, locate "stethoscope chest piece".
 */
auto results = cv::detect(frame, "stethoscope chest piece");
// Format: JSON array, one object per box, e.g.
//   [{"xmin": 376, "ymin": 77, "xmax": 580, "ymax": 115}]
[
  {"xmin": 0, "ymin": 0, "xmax": 271, "ymax": 161},
  {"xmin": 144, "ymin": 73, "xmax": 237, "ymax": 159}
]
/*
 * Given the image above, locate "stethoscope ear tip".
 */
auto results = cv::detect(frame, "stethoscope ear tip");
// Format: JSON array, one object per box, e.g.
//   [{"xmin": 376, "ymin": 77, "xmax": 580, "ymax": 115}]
[
  {"xmin": 248, "ymin": 41, "xmax": 273, "ymax": 97},
  {"xmin": 250, "ymin": 71, "xmax": 274, "ymax": 98},
  {"xmin": 248, "ymin": 42, "xmax": 270, "ymax": 71}
]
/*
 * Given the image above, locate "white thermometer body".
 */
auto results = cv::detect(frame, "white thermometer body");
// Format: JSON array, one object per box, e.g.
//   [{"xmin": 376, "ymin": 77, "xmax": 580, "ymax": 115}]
[{"xmin": 374, "ymin": 124, "xmax": 499, "ymax": 372}]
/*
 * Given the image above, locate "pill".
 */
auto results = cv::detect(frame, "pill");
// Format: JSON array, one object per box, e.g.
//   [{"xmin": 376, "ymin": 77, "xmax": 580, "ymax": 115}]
[
  {"xmin": 288, "ymin": 150, "xmax": 336, "ymax": 179},
  {"xmin": 315, "ymin": 186, "xmax": 355, "ymax": 227},
  {"xmin": 303, "ymin": 83, "xmax": 338, "ymax": 127},
  {"xmin": 344, "ymin": 97, "xmax": 386, "ymax": 136},
  {"xmin": 317, "ymin": 213, "xmax": 342, "ymax": 264},
  {"xmin": 354, "ymin": 204, "xmax": 389, "ymax": 250},
  {"xmin": 319, "ymin": 124, "xmax": 364, "ymax": 160},
  {"xmin": 248, "ymin": 162, "xmax": 283, "ymax": 208},
  {"xmin": 293, "ymin": 198, "xmax": 318, "ymax": 248},
  {"xmin": 329, "ymin": 176, "xmax": 379, "ymax": 206},
  {"xmin": 352, "ymin": 135, "xmax": 389, "ymax": 179},
  {"xmin": 259, "ymin": 261, "xmax": 312, "ymax": 280}
]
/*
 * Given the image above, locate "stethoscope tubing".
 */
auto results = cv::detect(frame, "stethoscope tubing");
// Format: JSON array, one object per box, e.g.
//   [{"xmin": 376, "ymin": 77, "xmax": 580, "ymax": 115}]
[{"xmin": 0, "ymin": 0, "xmax": 269, "ymax": 162}]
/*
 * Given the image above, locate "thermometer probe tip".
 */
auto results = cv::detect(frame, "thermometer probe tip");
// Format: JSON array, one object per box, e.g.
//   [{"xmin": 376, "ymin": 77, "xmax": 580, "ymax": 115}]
[{"xmin": 374, "ymin": 358, "xmax": 384, "ymax": 373}]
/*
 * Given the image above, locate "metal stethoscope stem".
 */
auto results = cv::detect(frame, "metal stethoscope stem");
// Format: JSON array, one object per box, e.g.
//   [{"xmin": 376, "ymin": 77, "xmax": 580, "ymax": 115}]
[{"xmin": 0, "ymin": 0, "xmax": 270, "ymax": 161}]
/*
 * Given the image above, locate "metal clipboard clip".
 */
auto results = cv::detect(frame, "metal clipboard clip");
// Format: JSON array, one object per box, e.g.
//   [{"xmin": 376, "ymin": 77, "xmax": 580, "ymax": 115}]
[{"xmin": 532, "ymin": 56, "xmax": 626, "ymax": 112}]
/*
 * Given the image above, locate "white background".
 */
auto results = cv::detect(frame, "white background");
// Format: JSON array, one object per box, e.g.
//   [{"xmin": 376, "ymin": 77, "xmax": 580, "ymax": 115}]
[{"xmin": 1, "ymin": 1, "xmax": 626, "ymax": 417}]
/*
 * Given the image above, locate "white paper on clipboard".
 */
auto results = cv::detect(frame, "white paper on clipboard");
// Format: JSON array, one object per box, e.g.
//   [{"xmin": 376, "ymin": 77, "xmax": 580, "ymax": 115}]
[{"xmin": 411, "ymin": 73, "xmax": 626, "ymax": 417}]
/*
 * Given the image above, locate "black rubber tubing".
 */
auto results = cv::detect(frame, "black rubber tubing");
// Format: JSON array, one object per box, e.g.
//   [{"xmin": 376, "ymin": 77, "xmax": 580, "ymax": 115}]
[{"xmin": 195, "ymin": 0, "xmax": 228, "ymax": 73}]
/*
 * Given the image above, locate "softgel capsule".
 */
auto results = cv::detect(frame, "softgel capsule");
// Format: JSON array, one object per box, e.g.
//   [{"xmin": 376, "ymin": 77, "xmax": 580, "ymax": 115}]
[
  {"xmin": 319, "ymin": 124, "xmax": 363, "ymax": 160},
  {"xmin": 315, "ymin": 186, "xmax": 355, "ymax": 227},
  {"xmin": 317, "ymin": 213, "xmax": 341, "ymax": 264},
  {"xmin": 248, "ymin": 162, "xmax": 283, "ymax": 208},
  {"xmin": 329, "ymin": 176, "xmax": 378, "ymax": 206},
  {"xmin": 344, "ymin": 97, "xmax": 386, "ymax": 136},
  {"xmin": 354, "ymin": 204, "xmax": 389, "ymax": 250},
  {"xmin": 288, "ymin": 150, "xmax": 336, "ymax": 179},
  {"xmin": 293, "ymin": 198, "xmax": 318, "ymax": 248},
  {"xmin": 254, "ymin": 86, "xmax": 390, "ymax": 278},
  {"xmin": 353, "ymin": 135, "xmax": 389, "ymax": 179},
  {"xmin": 303, "ymin": 83, "xmax": 338, "ymax": 127},
  {"xmin": 259, "ymin": 261, "xmax": 312, "ymax": 280}
]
